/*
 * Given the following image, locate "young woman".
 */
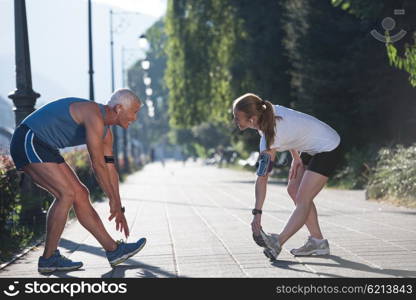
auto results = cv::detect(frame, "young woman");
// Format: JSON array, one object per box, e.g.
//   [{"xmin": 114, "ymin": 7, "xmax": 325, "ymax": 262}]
[{"xmin": 233, "ymin": 93, "xmax": 341, "ymax": 259}]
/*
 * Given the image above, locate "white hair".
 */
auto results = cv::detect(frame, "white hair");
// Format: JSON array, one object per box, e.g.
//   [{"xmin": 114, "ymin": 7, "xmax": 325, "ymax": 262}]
[{"xmin": 108, "ymin": 88, "xmax": 141, "ymax": 108}]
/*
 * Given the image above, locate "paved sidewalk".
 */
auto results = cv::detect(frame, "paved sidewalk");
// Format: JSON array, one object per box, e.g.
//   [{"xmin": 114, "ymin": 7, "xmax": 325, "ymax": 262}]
[{"xmin": 1, "ymin": 161, "xmax": 416, "ymax": 278}]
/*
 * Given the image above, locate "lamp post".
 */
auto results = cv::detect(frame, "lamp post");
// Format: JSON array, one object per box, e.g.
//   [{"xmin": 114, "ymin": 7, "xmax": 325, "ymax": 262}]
[
  {"xmin": 8, "ymin": 0, "xmax": 40, "ymax": 126},
  {"xmin": 88, "ymin": 0, "xmax": 94, "ymax": 101},
  {"xmin": 109, "ymin": 9, "xmax": 119, "ymax": 169},
  {"xmin": 109, "ymin": 9, "xmax": 143, "ymax": 171},
  {"xmin": 138, "ymin": 35, "xmax": 154, "ymax": 118},
  {"xmin": 120, "ymin": 34, "xmax": 150, "ymax": 172},
  {"xmin": 8, "ymin": 0, "xmax": 43, "ymax": 226},
  {"xmin": 121, "ymin": 46, "xmax": 140, "ymax": 173}
]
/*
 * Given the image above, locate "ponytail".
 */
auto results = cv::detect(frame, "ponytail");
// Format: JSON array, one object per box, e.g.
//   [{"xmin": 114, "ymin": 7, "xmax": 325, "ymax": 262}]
[{"xmin": 258, "ymin": 100, "xmax": 278, "ymax": 149}]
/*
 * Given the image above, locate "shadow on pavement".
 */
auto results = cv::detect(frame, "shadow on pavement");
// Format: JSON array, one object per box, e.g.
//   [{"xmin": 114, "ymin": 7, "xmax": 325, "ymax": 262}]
[
  {"xmin": 271, "ymin": 255, "xmax": 416, "ymax": 278},
  {"xmin": 382, "ymin": 210, "xmax": 416, "ymax": 216},
  {"xmin": 121, "ymin": 197, "xmax": 293, "ymax": 214},
  {"xmin": 49, "ymin": 268, "xmax": 87, "ymax": 278},
  {"xmin": 56, "ymin": 239, "xmax": 178, "ymax": 278},
  {"xmin": 222, "ymin": 180, "xmax": 287, "ymax": 186},
  {"xmin": 59, "ymin": 239, "xmax": 104, "ymax": 257},
  {"xmin": 101, "ymin": 263, "xmax": 180, "ymax": 278}
]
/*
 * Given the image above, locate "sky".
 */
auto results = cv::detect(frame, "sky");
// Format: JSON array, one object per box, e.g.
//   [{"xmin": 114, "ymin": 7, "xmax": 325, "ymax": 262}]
[
  {"xmin": 93, "ymin": 0, "xmax": 167, "ymax": 18},
  {"xmin": 0, "ymin": 0, "xmax": 167, "ymax": 125}
]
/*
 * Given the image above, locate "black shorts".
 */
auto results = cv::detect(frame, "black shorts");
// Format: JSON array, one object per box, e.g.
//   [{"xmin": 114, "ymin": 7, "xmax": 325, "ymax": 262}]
[
  {"xmin": 10, "ymin": 124, "xmax": 65, "ymax": 171},
  {"xmin": 300, "ymin": 144, "xmax": 342, "ymax": 178}
]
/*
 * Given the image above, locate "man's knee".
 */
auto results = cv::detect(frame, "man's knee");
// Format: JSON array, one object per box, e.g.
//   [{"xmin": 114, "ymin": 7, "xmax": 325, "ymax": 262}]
[
  {"xmin": 74, "ymin": 184, "xmax": 90, "ymax": 201},
  {"xmin": 56, "ymin": 188, "xmax": 76, "ymax": 206}
]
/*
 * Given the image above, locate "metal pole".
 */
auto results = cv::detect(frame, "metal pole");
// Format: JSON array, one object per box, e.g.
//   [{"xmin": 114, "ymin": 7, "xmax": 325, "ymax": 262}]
[
  {"xmin": 121, "ymin": 47, "xmax": 130, "ymax": 172},
  {"xmin": 8, "ymin": 0, "xmax": 40, "ymax": 126},
  {"xmin": 8, "ymin": 0, "xmax": 42, "ymax": 226},
  {"xmin": 121, "ymin": 46, "xmax": 125, "ymax": 87},
  {"xmin": 88, "ymin": 0, "xmax": 95, "ymax": 101},
  {"xmin": 110, "ymin": 9, "xmax": 119, "ymax": 169}
]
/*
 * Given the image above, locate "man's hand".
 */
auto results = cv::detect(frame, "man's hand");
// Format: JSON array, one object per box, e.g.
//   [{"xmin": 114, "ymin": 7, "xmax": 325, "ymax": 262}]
[
  {"xmin": 108, "ymin": 201, "xmax": 130, "ymax": 238},
  {"xmin": 251, "ymin": 214, "xmax": 262, "ymax": 235}
]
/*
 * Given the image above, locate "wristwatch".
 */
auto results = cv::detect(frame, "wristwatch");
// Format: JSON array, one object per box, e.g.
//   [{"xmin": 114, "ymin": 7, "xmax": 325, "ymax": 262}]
[{"xmin": 252, "ymin": 209, "xmax": 262, "ymax": 215}]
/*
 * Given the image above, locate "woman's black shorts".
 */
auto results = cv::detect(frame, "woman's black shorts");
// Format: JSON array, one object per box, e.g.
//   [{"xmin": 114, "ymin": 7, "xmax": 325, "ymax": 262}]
[{"xmin": 300, "ymin": 143, "xmax": 342, "ymax": 178}]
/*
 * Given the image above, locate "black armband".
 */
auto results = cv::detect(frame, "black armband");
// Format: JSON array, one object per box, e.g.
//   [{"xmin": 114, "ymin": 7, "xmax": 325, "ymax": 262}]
[{"xmin": 104, "ymin": 156, "xmax": 115, "ymax": 164}]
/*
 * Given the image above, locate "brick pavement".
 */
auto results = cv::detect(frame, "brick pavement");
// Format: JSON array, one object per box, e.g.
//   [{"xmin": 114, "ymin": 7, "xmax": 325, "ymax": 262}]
[{"xmin": 1, "ymin": 161, "xmax": 415, "ymax": 278}]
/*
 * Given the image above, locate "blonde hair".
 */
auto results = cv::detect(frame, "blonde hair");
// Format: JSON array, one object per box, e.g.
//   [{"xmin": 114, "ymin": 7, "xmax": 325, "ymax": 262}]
[{"xmin": 233, "ymin": 93, "xmax": 280, "ymax": 149}]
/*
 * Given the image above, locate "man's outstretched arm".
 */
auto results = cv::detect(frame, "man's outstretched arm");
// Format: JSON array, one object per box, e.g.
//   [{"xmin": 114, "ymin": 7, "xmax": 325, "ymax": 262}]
[
  {"xmin": 102, "ymin": 128, "xmax": 129, "ymax": 238},
  {"xmin": 84, "ymin": 111, "xmax": 129, "ymax": 237}
]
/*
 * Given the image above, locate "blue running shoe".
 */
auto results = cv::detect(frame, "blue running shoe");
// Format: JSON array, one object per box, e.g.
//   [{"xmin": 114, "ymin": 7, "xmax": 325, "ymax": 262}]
[
  {"xmin": 38, "ymin": 250, "xmax": 83, "ymax": 273},
  {"xmin": 106, "ymin": 238, "xmax": 147, "ymax": 267}
]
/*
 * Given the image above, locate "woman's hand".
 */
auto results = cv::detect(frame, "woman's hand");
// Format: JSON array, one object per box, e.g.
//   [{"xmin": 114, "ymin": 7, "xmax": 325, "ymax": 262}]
[
  {"xmin": 251, "ymin": 214, "xmax": 262, "ymax": 235},
  {"xmin": 289, "ymin": 158, "xmax": 303, "ymax": 180}
]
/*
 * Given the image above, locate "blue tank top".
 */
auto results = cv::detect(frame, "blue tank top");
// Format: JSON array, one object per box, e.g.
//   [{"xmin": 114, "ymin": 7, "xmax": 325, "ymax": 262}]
[{"xmin": 21, "ymin": 97, "xmax": 109, "ymax": 149}]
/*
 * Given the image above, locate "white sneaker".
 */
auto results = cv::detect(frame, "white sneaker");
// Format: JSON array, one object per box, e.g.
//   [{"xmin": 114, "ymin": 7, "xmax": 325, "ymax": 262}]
[
  {"xmin": 253, "ymin": 230, "xmax": 282, "ymax": 261},
  {"xmin": 263, "ymin": 232, "xmax": 282, "ymax": 260},
  {"xmin": 290, "ymin": 236, "xmax": 330, "ymax": 256}
]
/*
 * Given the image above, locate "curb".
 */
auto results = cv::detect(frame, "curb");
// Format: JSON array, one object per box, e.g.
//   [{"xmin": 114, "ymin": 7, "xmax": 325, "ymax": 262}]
[
  {"xmin": 0, "ymin": 237, "xmax": 44, "ymax": 270},
  {"xmin": 0, "ymin": 211, "xmax": 80, "ymax": 271}
]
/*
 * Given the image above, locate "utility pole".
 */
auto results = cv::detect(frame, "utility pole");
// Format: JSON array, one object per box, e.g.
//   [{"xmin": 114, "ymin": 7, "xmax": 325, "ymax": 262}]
[{"xmin": 88, "ymin": 0, "xmax": 95, "ymax": 101}]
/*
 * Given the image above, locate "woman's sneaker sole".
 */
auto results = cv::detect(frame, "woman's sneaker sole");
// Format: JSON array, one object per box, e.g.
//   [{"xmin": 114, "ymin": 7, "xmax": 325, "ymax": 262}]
[
  {"xmin": 110, "ymin": 239, "xmax": 147, "ymax": 267},
  {"xmin": 38, "ymin": 265, "xmax": 83, "ymax": 273},
  {"xmin": 263, "ymin": 249, "xmax": 278, "ymax": 261}
]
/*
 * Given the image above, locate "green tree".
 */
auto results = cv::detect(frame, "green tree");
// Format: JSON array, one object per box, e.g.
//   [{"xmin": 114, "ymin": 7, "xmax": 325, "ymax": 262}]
[
  {"xmin": 165, "ymin": 0, "xmax": 293, "ymax": 155},
  {"xmin": 332, "ymin": 0, "xmax": 416, "ymax": 87},
  {"xmin": 284, "ymin": 0, "xmax": 416, "ymax": 149}
]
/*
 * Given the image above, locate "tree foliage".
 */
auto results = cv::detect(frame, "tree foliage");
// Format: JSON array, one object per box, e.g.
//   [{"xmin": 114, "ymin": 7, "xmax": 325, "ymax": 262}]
[
  {"xmin": 159, "ymin": 0, "xmax": 416, "ymax": 166},
  {"xmin": 333, "ymin": 0, "xmax": 416, "ymax": 87},
  {"xmin": 165, "ymin": 0, "xmax": 291, "ymax": 129}
]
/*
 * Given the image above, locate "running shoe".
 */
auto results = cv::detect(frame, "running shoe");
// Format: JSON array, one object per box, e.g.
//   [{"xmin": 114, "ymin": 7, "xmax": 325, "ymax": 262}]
[
  {"xmin": 38, "ymin": 250, "xmax": 83, "ymax": 273},
  {"xmin": 253, "ymin": 230, "xmax": 282, "ymax": 260},
  {"xmin": 266, "ymin": 232, "xmax": 282, "ymax": 259},
  {"xmin": 290, "ymin": 236, "xmax": 330, "ymax": 256},
  {"xmin": 106, "ymin": 238, "xmax": 146, "ymax": 267}
]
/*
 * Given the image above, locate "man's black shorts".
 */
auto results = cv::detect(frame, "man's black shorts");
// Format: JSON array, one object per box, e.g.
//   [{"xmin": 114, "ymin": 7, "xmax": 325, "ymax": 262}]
[
  {"xmin": 10, "ymin": 124, "xmax": 65, "ymax": 171},
  {"xmin": 300, "ymin": 143, "xmax": 342, "ymax": 178}
]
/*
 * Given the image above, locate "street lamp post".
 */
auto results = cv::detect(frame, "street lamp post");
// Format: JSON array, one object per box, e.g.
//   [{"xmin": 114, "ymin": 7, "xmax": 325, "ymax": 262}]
[
  {"xmin": 120, "ymin": 44, "xmax": 147, "ymax": 172},
  {"xmin": 8, "ymin": 0, "xmax": 40, "ymax": 126},
  {"xmin": 138, "ymin": 34, "xmax": 154, "ymax": 118},
  {"xmin": 88, "ymin": 0, "xmax": 95, "ymax": 101},
  {"xmin": 8, "ymin": 0, "xmax": 43, "ymax": 227},
  {"xmin": 110, "ymin": 12, "xmax": 149, "ymax": 172},
  {"xmin": 109, "ymin": 9, "xmax": 119, "ymax": 169},
  {"xmin": 109, "ymin": 10, "xmax": 143, "ymax": 171},
  {"xmin": 121, "ymin": 46, "xmax": 135, "ymax": 173}
]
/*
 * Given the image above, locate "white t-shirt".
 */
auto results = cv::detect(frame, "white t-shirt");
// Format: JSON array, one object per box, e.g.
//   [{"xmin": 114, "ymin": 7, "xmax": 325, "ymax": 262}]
[{"xmin": 259, "ymin": 105, "xmax": 340, "ymax": 155}]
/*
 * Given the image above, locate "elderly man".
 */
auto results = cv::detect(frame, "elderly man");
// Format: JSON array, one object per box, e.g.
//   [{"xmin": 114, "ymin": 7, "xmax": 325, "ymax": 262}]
[{"xmin": 9, "ymin": 89, "xmax": 146, "ymax": 273}]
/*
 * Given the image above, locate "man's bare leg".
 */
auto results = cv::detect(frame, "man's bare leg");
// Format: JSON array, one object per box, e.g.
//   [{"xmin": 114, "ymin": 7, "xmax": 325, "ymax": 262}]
[
  {"xmin": 60, "ymin": 163, "xmax": 119, "ymax": 252},
  {"xmin": 24, "ymin": 162, "xmax": 117, "ymax": 258}
]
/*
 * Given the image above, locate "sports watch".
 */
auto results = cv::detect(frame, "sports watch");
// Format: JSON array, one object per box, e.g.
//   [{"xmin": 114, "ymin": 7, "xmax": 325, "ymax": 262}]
[{"xmin": 252, "ymin": 209, "xmax": 262, "ymax": 215}]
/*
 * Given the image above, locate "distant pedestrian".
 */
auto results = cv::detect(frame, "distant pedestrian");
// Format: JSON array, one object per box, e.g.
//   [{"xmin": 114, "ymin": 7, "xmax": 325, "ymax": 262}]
[{"xmin": 150, "ymin": 148, "xmax": 155, "ymax": 162}]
